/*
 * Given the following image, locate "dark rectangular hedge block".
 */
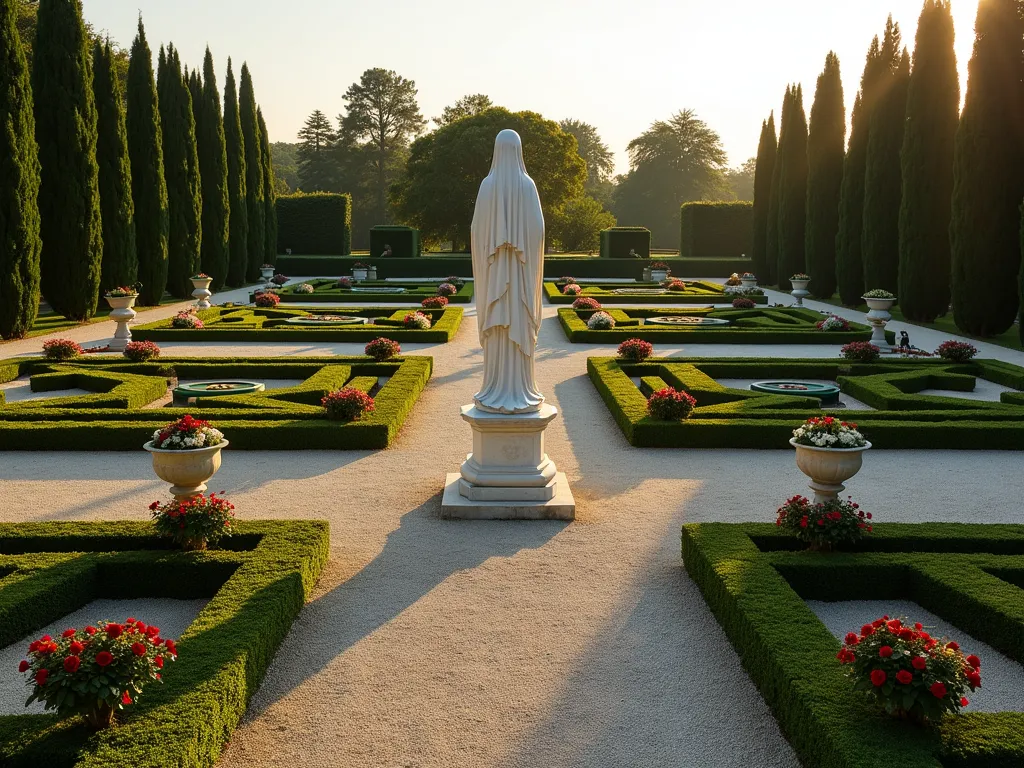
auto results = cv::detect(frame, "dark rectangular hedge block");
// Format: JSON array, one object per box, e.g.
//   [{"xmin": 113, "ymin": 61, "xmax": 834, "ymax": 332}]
[
  {"xmin": 0, "ymin": 520, "xmax": 329, "ymax": 768},
  {"xmin": 679, "ymin": 201, "xmax": 754, "ymax": 258},
  {"xmin": 681, "ymin": 522, "xmax": 1024, "ymax": 768},
  {"xmin": 369, "ymin": 225, "xmax": 420, "ymax": 258},
  {"xmin": 276, "ymin": 193, "xmax": 352, "ymax": 256},
  {"xmin": 599, "ymin": 227, "xmax": 652, "ymax": 259}
]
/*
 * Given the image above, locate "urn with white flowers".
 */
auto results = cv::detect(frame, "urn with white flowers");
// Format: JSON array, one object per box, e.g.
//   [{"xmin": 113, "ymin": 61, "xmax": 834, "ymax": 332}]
[
  {"xmin": 144, "ymin": 415, "xmax": 228, "ymax": 501},
  {"xmin": 789, "ymin": 416, "xmax": 871, "ymax": 503}
]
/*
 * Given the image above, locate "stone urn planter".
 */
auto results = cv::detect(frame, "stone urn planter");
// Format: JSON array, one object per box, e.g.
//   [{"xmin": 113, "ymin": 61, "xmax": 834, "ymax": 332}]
[
  {"xmin": 862, "ymin": 295, "xmax": 897, "ymax": 347},
  {"xmin": 789, "ymin": 438, "xmax": 871, "ymax": 503},
  {"xmin": 790, "ymin": 278, "xmax": 811, "ymax": 307},
  {"xmin": 352, "ymin": 267, "xmax": 368, "ymax": 281},
  {"xmin": 740, "ymin": 274, "xmax": 757, "ymax": 289},
  {"xmin": 144, "ymin": 440, "xmax": 228, "ymax": 501},
  {"xmin": 260, "ymin": 265, "xmax": 275, "ymax": 289},
  {"xmin": 642, "ymin": 266, "xmax": 652, "ymax": 282},
  {"xmin": 651, "ymin": 269, "xmax": 669, "ymax": 283},
  {"xmin": 104, "ymin": 294, "xmax": 138, "ymax": 352},
  {"xmin": 190, "ymin": 276, "xmax": 213, "ymax": 309},
  {"xmin": 367, "ymin": 265, "xmax": 378, "ymax": 280}
]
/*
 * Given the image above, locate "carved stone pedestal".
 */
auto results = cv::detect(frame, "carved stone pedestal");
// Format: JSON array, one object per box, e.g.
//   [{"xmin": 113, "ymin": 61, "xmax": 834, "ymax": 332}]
[{"xmin": 441, "ymin": 403, "xmax": 575, "ymax": 520}]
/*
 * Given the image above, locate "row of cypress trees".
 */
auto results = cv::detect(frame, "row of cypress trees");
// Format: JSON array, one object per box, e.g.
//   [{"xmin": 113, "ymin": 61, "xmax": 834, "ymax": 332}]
[
  {"xmin": 753, "ymin": 0, "xmax": 1024, "ymax": 340},
  {"xmin": 0, "ymin": 0, "xmax": 277, "ymax": 338}
]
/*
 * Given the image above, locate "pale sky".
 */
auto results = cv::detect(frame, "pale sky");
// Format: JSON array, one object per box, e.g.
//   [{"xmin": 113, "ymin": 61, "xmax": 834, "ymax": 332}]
[{"xmin": 82, "ymin": 0, "xmax": 980, "ymax": 175}]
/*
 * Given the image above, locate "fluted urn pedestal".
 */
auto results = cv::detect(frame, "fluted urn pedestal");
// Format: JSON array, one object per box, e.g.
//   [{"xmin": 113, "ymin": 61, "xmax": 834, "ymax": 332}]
[{"xmin": 441, "ymin": 403, "xmax": 575, "ymax": 520}]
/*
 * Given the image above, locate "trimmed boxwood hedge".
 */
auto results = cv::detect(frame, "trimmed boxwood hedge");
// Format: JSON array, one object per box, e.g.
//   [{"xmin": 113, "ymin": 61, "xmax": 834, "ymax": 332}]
[
  {"xmin": 599, "ymin": 227, "xmax": 651, "ymax": 259},
  {"xmin": 276, "ymin": 193, "xmax": 351, "ymax": 256},
  {"xmin": 268, "ymin": 279, "xmax": 474, "ymax": 303},
  {"xmin": 0, "ymin": 519, "xmax": 328, "ymax": 768},
  {"xmin": 134, "ymin": 306, "xmax": 463, "ymax": 343},
  {"xmin": 0, "ymin": 356, "xmax": 432, "ymax": 450},
  {"xmin": 558, "ymin": 306, "xmax": 882, "ymax": 343},
  {"xmin": 544, "ymin": 280, "xmax": 761, "ymax": 305},
  {"xmin": 369, "ymin": 225, "xmax": 420, "ymax": 258},
  {"xmin": 588, "ymin": 356, "xmax": 1024, "ymax": 449},
  {"xmin": 679, "ymin": 201, "xmax": 754, "ymax": 258},
  {"xmin": 681, "ymin": 522, "xmax": 1024, "ymax": 768}
]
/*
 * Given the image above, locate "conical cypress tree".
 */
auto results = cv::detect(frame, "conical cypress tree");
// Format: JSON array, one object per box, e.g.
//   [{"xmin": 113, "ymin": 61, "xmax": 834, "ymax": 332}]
[
  {"xmin": 224, "ymin": 58, "xmax": 248, "ymax": 287},
  {"xmin": 239, "ymin": 64, "xmax": 264, "ymax": 281},
  {"xmin": 0, "ymin": 0, "xmax": 41, "ymax": 339},
  {"xmin": 92, "ymin": 38, "xmax": 136, "ymax": 297},
  {"xmin": 258, "ymin": 107, "xmax": 278, "ymax": 265},
  {"xmin": 195, "ymin": 48, "xmax": 230, "ymax": 290},
  {"xmin": 898, "ymin": 0, "xmax": 959, "ymax": 322},
  {"xmin": 805, "ymin": 52, "xmax": 845, "ymax": 299},
  {"xmin": 158, "ymin": 44, "xmax": 202, "ymax": 299},
  {"xmin": 765, "ymin": 95, "xmax": 787, "ymax": 287},
  {"xmin": 776, "ymin": 84, "xmax": 808, "ymax": 283},
  {"xmin": 33, "ymin": 0, "xmax": 102, "ymax": 320},
  {"xmin": 950, "ymin": 0, "xmax": 1024, "ymax": 336},
  {"xmin": 862, "ymin": 25, "xmax": 909, "ymax": 296},
  {"xmin": 751, "ymin": 113, "xmax": 776, "ymax": 282},
  {"xmin": 126, "ymin": 18, "xmax": 168, "ymax": 306}
]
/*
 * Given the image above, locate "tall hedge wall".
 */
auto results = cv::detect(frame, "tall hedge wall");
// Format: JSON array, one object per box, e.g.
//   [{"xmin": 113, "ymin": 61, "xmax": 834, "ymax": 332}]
[
  {"xmin": 599, "ymin": 227, "xmax": 651, "ymax": 259},
  {"xmin": 275, "ymin": 192, "xmax": 351, "ymax": 256},
  {"xmin": 679, "ymin": 201, "xmax": 754, "ymax": 259},
  {"xmin": 369, "ymin": 225, "xmax": 420, "ymax": 258}
]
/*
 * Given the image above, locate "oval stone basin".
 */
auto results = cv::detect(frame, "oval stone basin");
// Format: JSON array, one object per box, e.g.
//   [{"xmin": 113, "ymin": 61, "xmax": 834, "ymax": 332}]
[
  {"xmin": 284, "ymin": 315, "xmax": 368, "ymax": 326},
  {"xmin": 643, "ymin": 316, "xmax": 731, "ymax": 327},
  {"xmin": 750, "ymin": 380, "xmax": 841, "ymax": 406},
  {"xmin": 350, "ymin": 287, "xmax": 407, "ymax": 293},
  {"xmin": 172, "ymin": 380, "xmax": 264, "ymax": 406}
]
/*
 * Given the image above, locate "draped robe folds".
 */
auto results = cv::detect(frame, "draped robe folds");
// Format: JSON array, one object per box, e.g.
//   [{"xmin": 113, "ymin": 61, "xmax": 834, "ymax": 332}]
[{"xmin": 470, "ymin": 130, "xmax": 546, "ymax": 414}]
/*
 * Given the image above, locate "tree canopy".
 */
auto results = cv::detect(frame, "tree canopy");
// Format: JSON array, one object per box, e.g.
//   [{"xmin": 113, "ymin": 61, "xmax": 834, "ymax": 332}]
[{"xmin": 434, "ymin": 93, "xmax": 493, "ymax": 127}]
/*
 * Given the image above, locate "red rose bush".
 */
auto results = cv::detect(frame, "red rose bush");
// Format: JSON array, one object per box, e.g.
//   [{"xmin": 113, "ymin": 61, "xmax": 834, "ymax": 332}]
[
  {"xmin": 403, "ymin": 311, "xmax": 432, "ymax": 330},
  {"xmin": 563, "ymin": 283, "xmax": 582, "ymax": 296},
  {"xmin": 123, "ymin": 340, "xmax": 160, "ymax": 362},
  {"xmin": 43, "ymin": 339, "xmax": 83, "ymax": 360},
  {"xmin": 171, "ymin": 308, "xmax": 204, "ymax": 329},
  {"xmin": 841, "ymin": 341, "xmax": 880, "ymax": 363},
  {"xmin": 436, "ymin": 282, "xmax": 458, "ymax": 297},
  {"xmin": 573, "ymin": 297, "xmax": 602, "ymax": 310},
  {"xmin": 322, "ymin": 387, "xmax": 375, "ymax": 422},
  {"xmin": 837, "ymin": 616, "xmax": 981, "ymax": 722},
  {"xmin": 364, "ymin": 337, "xmax": 400, "ymax": 361},
  {"xmin": 647, "ymin": 387, "xmax": 697, "ymax": 421},
  {"xmin": 732, "ymin": 297, "xmax": 756, "ymax": 309},
  {"xmin": 617, "ymin": 338, "xmax": 653, "ymax": 362},
  {"xmin": 253, "ymin": 290, "xmax": 281, "ymax": 308},
  {"xmin": 936, "ymin": 340, "xmax": 978, "ymax": 362},
  {"xmin": 775, "ymin": 494, "xmax": 872, "ymax": 550},
  {"xmin": 20, "ymin": 619, "xmax": 178, "ymax": 729},
  {"xmin": 150, "ymin": 492, "xmax": 235, "ymax": 550},
  {"xmin": 421, "ymin": 296, "xmax": 448, "ymax": 309}
]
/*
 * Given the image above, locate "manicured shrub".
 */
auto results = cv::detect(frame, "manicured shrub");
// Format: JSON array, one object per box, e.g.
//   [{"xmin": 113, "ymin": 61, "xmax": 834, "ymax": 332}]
[
  {"xmin": 725, "ymin": 273, "xmax": 742, "ymax": 286},
  {"xmin": 935, "ymin": 340, "xmax": 978, "ymax": 362},
  {"xmin": 171, "ymin": 308, "xmax": 204, "ymax": 328},
  {"xmin": 271, "ymin": 273, "xmax": 289, "ymax": 286},
  {"xmin": 573, "ymin": 297, "xmax": 602, "ymax": 309},
  {"xmin": 841, "ymin": 341, "xmax": 881, "ymax": 362},
  {"xmin": 253, "ymin": 291, "xmax": 280, "ymax": 308},
  {"xmin": 322, "ymin": 387, "xmax": 375, "ymax": 421},
  {"xmin": 403, "ymin": 311, "xmax": 431, "ymax": 330},
  {"xmin": 561, "ymin": 276, "xmax": 577, "ymax": 284},
  {"xmin": 294, "ymin": 283, "xmax": 314, "ymax": 294},
  {"xmin": 370, "ymin": 224, "xmax": 420, "ymax": 258},
  {"xmin": 43, "ymin": 339, "xmax": 84, "ymax": 360},
  {"xmin": 679, "ymin": 201, "xmax": 752, "ymax": 258},
  {"xmin": 436, "ymin": 282, "xmax": 457, "ymax": 297},
  {"xmin": 665, "ymin": 279, "xmax": 688, "ymax": 292},
  {"xmin": 563, "ymin": 283, "xmax": 582, "ymax": 296},
  {"xmin": 421, "ymin": 296, "xmax": 447, "ymax": 308},
  {"xmin": 775, "ymin": 494, "xmax": 872, "ymax": 550},
  {"xmin": 123, "ymin": 340, "xmax": 160, "ymax": 362},
  {"xmin": 150, "ymin": 492, "xmax": 235, "ymax": 550},
  {"xmin": 149, "ymin": 414, "xmax": 225, "ymax": 449},
  {"xmin": 444, "ymin": 275, "xmax": 465, "ymax": 288},
  {"xmin": 276, "ymin": 192, "xmax": 352, "ymax": 255},
  {"xmin": 816, "ymin": 315, "xmax": 851, "ymax": 332},
  {"xmin": 732, "ymin": 297, "xmax": 757, "ymax": 309},
  {"xmin": 586, "ymin": 311, "xmax": 615, "ymax": 330},
  {"xmin": 647, "ymin": 387, "xmax": 696, "ymax": 421},
  {"xmin": 365, "ymin": 337, "xmax": 401, "ymax": 361},
  {"xmin": 617, "ymin": 338, "xmax": 653, "ymax": 362},
  {"xmin": 336, "ymin": 277, "xmax": 352, "ymax": 289}
]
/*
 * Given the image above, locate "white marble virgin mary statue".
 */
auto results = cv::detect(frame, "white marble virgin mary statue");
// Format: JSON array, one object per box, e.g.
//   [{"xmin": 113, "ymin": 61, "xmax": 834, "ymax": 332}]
[{"xmin": 470, "ymin": 130, "xmax": 546, "ymax": 414}]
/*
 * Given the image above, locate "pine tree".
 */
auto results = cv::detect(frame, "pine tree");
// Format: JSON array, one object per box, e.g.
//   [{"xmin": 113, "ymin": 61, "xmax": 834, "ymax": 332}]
[
  {"xmin": 0, "ymin": 0, "xmax": 41, "ymax": 339},
  {"xmin": 158, "ymin": 44, "xmax": 202, "ymax": 299},
  {"xmin": 862, "ymin": 19, "xmax": 909, "ymax": 295},
  {"xmin": 239, "ymin": 63, "xmax": 264, "ymax": 281},
  {"xmin": 224, "ymin": 58, "xmax": 248, "ymax": 286},
  {"xmin": 776, "ymin": 84, "xmax": 808, "ymax": 283},
  {"xmin": 898, "ymin": 0, "xmax": 959, "ymax": 322},
  {"xmin": 33, "ymin": 0, "xmax": 102, "ymax": 320},
  {"xmin": 297, "ymin": 109, "xmax": 339, "ymax": 191},
  {"xmin": 258, "ymin": 107, "xmax": 278, "ymax": 264},
  {"xmin": 195, "ymin": 48, "xmax": 230, "ymax": 290},
  {"xmin": 92, "ymin": 38, "xmax": 136, "ymax": 297},
  {"xmin": 951, "ymin": 0, "xmax": 1024, "ymax": 335},
  {"xmin": 751, "ymin": 114, "xmax": 777, "ymax": 282},
  {"xmin": 804, "ymin": 52, "xmax": 845, "ymax": 299},
  {"xmin": 126, "ymin": 18, "xmax": 168, "ymax": 306}
]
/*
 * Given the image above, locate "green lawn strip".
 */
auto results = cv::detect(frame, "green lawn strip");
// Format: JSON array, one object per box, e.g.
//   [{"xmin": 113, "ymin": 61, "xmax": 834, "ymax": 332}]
[
  {"xmin": 587, "ymin": 356, "xmax": 1024, "ymax": 448},
  {"xmin": 558, "ymin": 306, "xmax": 884, "ymax": 343},
  {"xmin": 3, "ymin": 297, "xmax": 185, "ymax": 344},
  {"xmin": 266, "ymin": 279, "xmax": 474, "ymax": 303},
  {"xmin": 0, "ymin": 356, "xmax": 432, "ymax": 450},
  {"xmin": 133, "ymin": 306, "xmax": 463, "ymax": 343},
  {"xmin": 544, "ymin": 279, "xmax": 761, "ymax": 305},
  {"xmin": 0, "ymin": 520, "xmax": 329, "ymax": 768},
  {"xmin": 682, "ymin": 522, "xmax": 1024, "ymax": 768}
]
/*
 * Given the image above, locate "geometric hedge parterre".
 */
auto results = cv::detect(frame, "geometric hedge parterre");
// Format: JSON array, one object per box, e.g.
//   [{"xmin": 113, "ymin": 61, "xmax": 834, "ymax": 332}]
[
  {"xmin": 133, "ymin": 306, "xmax": 463, "ymax": 343},
  {"xmin": 682, "ymin": 522, "xmax": 1024, "ymax": 768},
  {"xmin": 544, "ymin": 279, "xmax": 767, "ymax": 304},
  {"xmin": 0, "ymin": 356, "xmax": 432, "ymax": 450},
  {"xmin": 267, "ymin": 280, "xmax": 475, "ymax": 303},
  {"xmin": 0, "ymin": 520, "xmax": 329, "ymax": 768},
  {"xmin": 588, "ymin": 356, "xmax": 1024, "ymax": 449},
  {"xmin": 559, "ymin": 306, "xmax": 885, "ymax": 344}
]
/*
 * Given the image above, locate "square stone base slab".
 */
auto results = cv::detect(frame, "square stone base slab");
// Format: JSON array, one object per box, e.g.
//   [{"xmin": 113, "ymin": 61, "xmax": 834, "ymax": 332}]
[{"xmin": 441, "ymin": 473, "xmax": 575, "ymax": 521}]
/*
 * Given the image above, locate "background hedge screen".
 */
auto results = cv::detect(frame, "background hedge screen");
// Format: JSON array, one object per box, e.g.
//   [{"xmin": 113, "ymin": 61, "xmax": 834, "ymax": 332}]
[
  {"xmin": 276, "ymin": 193, "xmax": 352, "ymax": 255},
  {"xmin": 599, "ymin": 227, "xmax": 651, "ymax": 259},
  {"xmin": 369, "ymin": 225, "xmax": 420, "ymax": 258},
  {"xmin": 679, "ymin": 201, "xmax": 753, "ymax": 258}
]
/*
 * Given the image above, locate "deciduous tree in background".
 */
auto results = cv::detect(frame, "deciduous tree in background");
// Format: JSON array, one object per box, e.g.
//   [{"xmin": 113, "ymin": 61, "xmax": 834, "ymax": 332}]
[
  {"xmin": 775, "ymin": 84, "xmax": 808, "ymax": 282},
  {"xmin": 194, "ymin": 48, "xmax": 230, "ymax": 289},
  {"xmin": 751, "ymin": 114, "xmax": 777, "ymax": 283},
  {"xmin": 433, "ymin": 93, "xmax": 493, "ymax": 127},
  {"xmin": 223, "ymin": 57, "xmax": 248, "ymax": 286},
  {"xmin": 548, "ymin": 197, "xmax": 616, "ymax": 252},
  {"xmin": 559, "ymin": 118, "xmax": 615, "ymax": 204},
  {"xmin": 239, "ymin": 63, "xmax": 264, "ymax": 280}
]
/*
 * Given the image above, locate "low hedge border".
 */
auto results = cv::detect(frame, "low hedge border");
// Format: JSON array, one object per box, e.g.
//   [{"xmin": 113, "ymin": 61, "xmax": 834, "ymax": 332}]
[
  {"xmin": 0, "ymin": 519, "xmax": 329, "ymax": 768},
  {"xmin": 265, "ymin": 280, "xmax": 474, "ymax": 304},
  {"xmin": 587, "ymin": 356, "xmax": 1024, "ymax": 449},
  {"xmin": 681, "ymin": 522, "xmax": 1024, "ymax": 767},
  {"xmin": 0, "ymin": 356, "xmax": 432, "ymax": 450},
  {"xmin": 133, "ymin": 306, "xmax": 463, "ymax": 343},
  {"xmin": 544, "ymin": 280, "xmax": 767, "ymax": 305},
  {"xmin": 558, "ymin": 307, "xmax": 884, "ymax": 343}
]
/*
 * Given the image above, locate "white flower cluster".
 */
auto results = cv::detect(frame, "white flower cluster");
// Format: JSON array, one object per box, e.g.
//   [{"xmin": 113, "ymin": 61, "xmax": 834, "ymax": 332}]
[
  {"xmin": 792, "ymin": 423, "xmax": 866, "ymax": 448},
  {"xmin": 152, "ymin": 426, "xmax": 224, "ymax": 450},
  {"xmin": 724, "ymin": 286, "xmax": 764, "ymax": 296},
  {"xmin": 587, "ymin": 311, "xmax": 616, "ymax": 330},
  {"xmin": 818, "ymin": 315, "xmax": 848, "ymax": 332},
  {"xmin": 296, "ymin": 283, "xmax": 315, "ymax": 294}
]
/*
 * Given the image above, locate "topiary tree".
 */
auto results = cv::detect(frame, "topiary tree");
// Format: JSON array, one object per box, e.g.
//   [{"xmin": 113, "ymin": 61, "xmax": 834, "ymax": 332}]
[
  {"xmin": 0, "ymin": 0, "xmax": 41, "ymax": 339},
  {"xmin": 239, "ymin": 63, "xmax": 264, "ymax": 281},
  {"xmin": 126, "ymin": 17, "xmax": 168, "ymax": 306},
  {"xmin": 804, "ymin": 52, "xmax": 845, "ymax": 299},
  {"xmin": 950, "ymin": 0, "xmax": 1024, "ymax": 336},
  {"xmin": 751, "ymin": 113, "xmax": 777, "ymax": 282},
  {"xmin": 33, "ymin": 0, "xmax": 102, "ymax": 320},
  {"xmin": 92, "ymin": 38, "xmax": 136, "ymax": 300},
  {"xmin": 775, "ymin": 84, "xmax": 808, "ymax": 282},
  {"xmin": 223, "ymin": 58, "xmax": 248, "ymax": 286},
  {"xmin": 258, "ymin": 106, "xmax": 277, "ymax": 264},
  {"xmin": 194, "ymin": 48, "xmax": 230, "ymax": 290},
  {"xmin": 898, "ymin": 0, "xmax": 959, "ymax": 322}
]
